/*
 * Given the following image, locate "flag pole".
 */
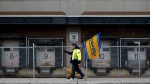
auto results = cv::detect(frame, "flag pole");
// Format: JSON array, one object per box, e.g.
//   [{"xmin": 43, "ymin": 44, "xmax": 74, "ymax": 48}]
[
  {"xmin": 86, "ymin": 59, "xmax": 87, "ymax": 76},
  {"xmin": 83, "ymin": 42, "xmax": 88, "ymax": 77},
  {"xmin": 83, "ymin": 33, "xmax": 101, "ymax": 77}
]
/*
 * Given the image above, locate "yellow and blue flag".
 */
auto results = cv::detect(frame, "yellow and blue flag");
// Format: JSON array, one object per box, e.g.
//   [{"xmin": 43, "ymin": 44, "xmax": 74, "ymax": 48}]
[{"xmin": 83, "ymin": 33, "xmax": 101, "ymax": 60}]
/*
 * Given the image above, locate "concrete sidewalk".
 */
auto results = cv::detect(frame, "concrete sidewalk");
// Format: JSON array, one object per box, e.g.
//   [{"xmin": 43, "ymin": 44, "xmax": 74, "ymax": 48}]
[{"xmin": 0, "ymin": 78, "xmax": 149, "ymax": 84}]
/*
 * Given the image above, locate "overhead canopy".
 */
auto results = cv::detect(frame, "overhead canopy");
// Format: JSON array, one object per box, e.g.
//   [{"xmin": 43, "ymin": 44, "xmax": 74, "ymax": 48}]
[
  {"xmin": 0, "ymin": 12, "xmax": 150, "ymax": 25},
  {"xmin": 121, "ymin": 38, "xmax": 150, "ymax": 45},
  {"xmin": 29, "ymin": 38, "xmax": 63, "ymax": 46},
  {"xmin": 0, "ymin": 32, "xmax": 24, "ymax": 39}
]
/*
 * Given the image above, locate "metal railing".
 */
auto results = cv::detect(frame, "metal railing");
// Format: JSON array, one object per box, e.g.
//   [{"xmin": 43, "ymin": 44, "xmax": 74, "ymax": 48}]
[{"xmin": 0, "ymin": 45, "xmax": 149, "ymax": 78}]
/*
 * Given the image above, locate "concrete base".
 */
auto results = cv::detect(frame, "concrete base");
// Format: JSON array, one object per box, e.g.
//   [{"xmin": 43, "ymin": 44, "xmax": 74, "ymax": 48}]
[
  {"xmin": 0, "ymin": 78, "xmax": 149, "ymax": 84},
  {"xmin": 108, "ymin": 69, "xmax": 131, "ymax": 77},
  {"xmin": 18, "ymin": 68, "xmax": 40, "ymax": 77}
]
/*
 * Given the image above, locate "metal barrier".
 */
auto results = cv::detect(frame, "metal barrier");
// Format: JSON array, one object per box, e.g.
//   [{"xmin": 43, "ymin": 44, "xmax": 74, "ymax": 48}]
[
  {"xmin": 0, "ymin": 45, "xmax": 149, "ymax": 78},
  {"xmin": 86, "ymin": 46, "xmax": 148, "ymax": 78}
]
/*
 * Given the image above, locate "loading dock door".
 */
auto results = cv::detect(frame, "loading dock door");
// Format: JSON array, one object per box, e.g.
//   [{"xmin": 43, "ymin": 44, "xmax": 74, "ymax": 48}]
[
  {"xmin": 128, "ymin": 47, "xmax": 146, "ymax": 68},
  {"xmin": 36, "ymin": 48, "xmax": 55, "ymax": 67},
  {"xmin": 2, "ymin": 40, "xmax": 19, "ymax": 67},
  {"xmin": 92, "ymin": 40, "xmax": 111, "ymax": 67}
]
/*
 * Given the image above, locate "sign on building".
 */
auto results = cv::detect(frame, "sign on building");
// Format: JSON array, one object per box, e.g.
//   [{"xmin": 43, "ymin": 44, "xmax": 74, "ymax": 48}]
[
  {"xmin": 36, "ymin": 48, "xmax": 55, "ymax": 67},
  {"xmin": 92, "ymin": 40, "xmax": 111, "ymax": 67},
  {"xmin": 2, "ymin": 40, "xmax": 19, "ymax": 67},
  {"xmin": 69, "ymin": 32, "xmax": 79, "ymax": 42}
]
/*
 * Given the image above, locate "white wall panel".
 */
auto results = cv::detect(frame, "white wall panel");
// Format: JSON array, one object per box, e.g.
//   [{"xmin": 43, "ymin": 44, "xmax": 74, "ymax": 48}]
[
  {"xmin": 41, "ymin": 0, "xmax": 61, "ymax": 11},
  {"xmin": 0, "ymin": 0, "xmax": 149, "ymax": 15},
  {"xmin": 61, "ymin": 0, "xmax": 68, "ymax": 14},
  {"xmin": 0, "ymin": 0, "xmax": 22, "ymax": 11},
  {"xmin": 73, "ymin": 0, "xmax": 86, "ymax": 15},
  {"xmin": 79, "ymin": 0, "xmax": 86, "ymax": 15},
  {"xmin": 125, "ymin": 0, "xmax": 147, "ymax": 11},
  {"xmin": 23, "ymin": 0, "xmax": 42, "ymax": 11},
  {"xmin": 147, "ymin": 0, "xmax": 150, "ymax": 11},
  {"xmin": 87, "ymin": 0, "xmax": 124, "ymax": 11}
]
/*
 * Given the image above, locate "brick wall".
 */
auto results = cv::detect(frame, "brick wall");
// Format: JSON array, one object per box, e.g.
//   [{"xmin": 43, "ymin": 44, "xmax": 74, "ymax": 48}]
[
  {"xmin": 0, "ymin": 24, "xmax": 67, "ymax": 44},
  {"xmin": 81, "ymin": 25, "xmax": 150, "ymax": 41},
  {"xmin": 1, "ymin": 24, "xmax": 150, "ymax": 43}
]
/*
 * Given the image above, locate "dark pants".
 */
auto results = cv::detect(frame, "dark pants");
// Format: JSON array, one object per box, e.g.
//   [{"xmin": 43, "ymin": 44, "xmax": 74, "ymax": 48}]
[{"xmin": 71, "ymin": 64, "xmax": 85, "ymax": 79}]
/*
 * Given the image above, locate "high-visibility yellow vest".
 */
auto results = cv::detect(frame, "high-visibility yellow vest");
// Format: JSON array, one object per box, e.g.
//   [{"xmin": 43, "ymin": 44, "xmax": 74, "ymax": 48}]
[{"xmin": 72, "ymin": 49, "xmax": 81, "ymax": 61}]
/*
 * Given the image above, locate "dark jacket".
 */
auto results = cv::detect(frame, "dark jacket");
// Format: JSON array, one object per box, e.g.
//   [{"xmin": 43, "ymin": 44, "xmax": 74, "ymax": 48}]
[{"xmin": 64, "ymin": 46, "xmax": 81, "ymax": 65}]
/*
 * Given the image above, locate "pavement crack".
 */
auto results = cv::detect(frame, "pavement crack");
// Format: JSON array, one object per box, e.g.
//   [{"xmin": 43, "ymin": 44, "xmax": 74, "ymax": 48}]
[
  {"xmin": 118, "ymin": 79, "xmax": 122, "ymax": 84},
  {"xmin": 29, "ymin": 78, "xmax": 39, "ymax": 84},
  {"xmin": 36, "ymin": 78, "xmax": 39, "ymax": 82}
]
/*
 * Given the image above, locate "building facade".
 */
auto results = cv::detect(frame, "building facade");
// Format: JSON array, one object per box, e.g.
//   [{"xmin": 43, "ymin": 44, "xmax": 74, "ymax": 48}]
[{"xmin": 0, "ymin": 0, "xmax": 150, "ymax": 77}]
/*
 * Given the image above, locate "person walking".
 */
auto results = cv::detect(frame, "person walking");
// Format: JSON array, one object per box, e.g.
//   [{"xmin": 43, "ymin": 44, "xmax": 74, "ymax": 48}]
[{"xmin": 64, "ymin": 43, "xmax": 86, "ymax": 82}]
